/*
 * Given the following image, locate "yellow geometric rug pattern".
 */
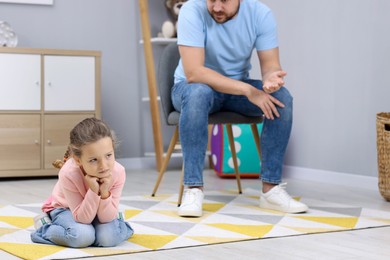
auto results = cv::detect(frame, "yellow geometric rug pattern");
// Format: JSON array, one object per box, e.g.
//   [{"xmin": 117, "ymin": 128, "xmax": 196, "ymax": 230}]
[{"xmin": 1, "ymin": 188, "xmax": 390, "ymax": 260}]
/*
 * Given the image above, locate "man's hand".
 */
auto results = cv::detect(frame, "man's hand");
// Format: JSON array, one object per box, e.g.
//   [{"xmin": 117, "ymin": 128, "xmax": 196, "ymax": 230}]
[
  {"xmin": 247, "ymin": 86, "xmax": 285, "ymax": 120},
  {"xmin": 263, "ymin": 70, "xmax": 287, "ymax": 94}
]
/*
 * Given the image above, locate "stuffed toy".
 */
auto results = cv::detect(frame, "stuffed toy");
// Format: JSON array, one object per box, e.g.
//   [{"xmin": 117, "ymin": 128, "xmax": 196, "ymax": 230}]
[
  {"xmin": 159, "ymin": 0, "xmax": 187, "ymax": 38},
  {"xmin": 0, "ymin": 21, "xmax": 18, "ymax": 47}
]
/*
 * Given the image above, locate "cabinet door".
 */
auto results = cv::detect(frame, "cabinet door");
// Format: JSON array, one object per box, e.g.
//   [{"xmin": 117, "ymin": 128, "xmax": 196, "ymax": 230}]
[
  {"xmin": 44, "ymin": 114, "xmax": 95, "ymax": 169},
  {"xmin": 44, "ymin": 56, "xmax": 95, "ymax": 111},
  {"xmin": 0, "ymin": 53, "xmax": 41, "ymax": 110},
  {"xmin": 0, "ymin": 114, "xmax": 41, "ymax": 170}
]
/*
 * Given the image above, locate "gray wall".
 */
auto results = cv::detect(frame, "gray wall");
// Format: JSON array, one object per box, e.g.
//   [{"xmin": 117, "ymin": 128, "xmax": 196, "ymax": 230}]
[
  {"xmin": 1, "ymin": 0, "xmax": 389, "ymax": 178},
  {"xmin": 260, "ymin": 0, "xmax": 390, "ymax": 177}
]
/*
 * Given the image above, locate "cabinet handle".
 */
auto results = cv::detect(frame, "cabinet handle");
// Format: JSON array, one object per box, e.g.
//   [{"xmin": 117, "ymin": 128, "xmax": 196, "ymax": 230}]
[
  {"xmin": 35, "ymin": 81, "xmax": 40, "ymax": 86},
  {"xmin": 34, "ymin": 140, "xmax": 39, "ymax": 144},
  {"xmin": 47, "ymin": 82, "xmax": 52, "ymax": 87},
  {"xmin": 47, "ymin": 140, "xmax": 51, "ymax": 144}
]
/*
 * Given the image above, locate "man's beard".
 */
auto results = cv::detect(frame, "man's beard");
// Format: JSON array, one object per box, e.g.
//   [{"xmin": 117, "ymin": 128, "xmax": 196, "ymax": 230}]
[{"xmin": 209, "ymin": 4, "xmax": 240, "ymax": 24}]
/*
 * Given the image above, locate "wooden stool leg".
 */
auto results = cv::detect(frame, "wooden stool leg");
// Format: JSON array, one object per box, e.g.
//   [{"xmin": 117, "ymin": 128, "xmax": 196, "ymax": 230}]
[
  {"xmin": 177, "ymin": 164, "xmax": 185, "ymax": 206},
  {"xmin": 151, "ymin": 127, "xmax": 179, "ymax": 196},
  {"xmin": 226, "ymin": 124, "xmax": 242, "ymax": 194},
  {"xmin": 207, "ymin": 125, "xmax": 214, "ymax": 169},
  {"xmin": 250, "ymin": 124, "xmax": 262, "ymax": 161}
]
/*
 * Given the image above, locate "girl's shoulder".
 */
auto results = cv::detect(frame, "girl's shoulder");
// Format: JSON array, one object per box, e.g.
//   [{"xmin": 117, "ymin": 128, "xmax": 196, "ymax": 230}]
[
  {"xmin": 113, "ymin": 161, "xmax": 126, "ymax": 176},
  {"xmin": 58, "ymin": 158, "xmax": 83, "ymax": 180},
  {"xmin": 114, "ymin": 160, "xmax": 125, "ymax": 169}
]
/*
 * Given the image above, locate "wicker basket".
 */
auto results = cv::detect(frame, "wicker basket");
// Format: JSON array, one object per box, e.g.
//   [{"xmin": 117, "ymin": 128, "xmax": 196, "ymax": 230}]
[{"xmin": 377, "ymin": 112, "xmax": 390, "ymax": 201}]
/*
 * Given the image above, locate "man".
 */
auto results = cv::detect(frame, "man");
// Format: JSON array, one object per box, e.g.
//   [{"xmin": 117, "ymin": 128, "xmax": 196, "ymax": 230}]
[{"xmin": 172, "ymin": 0, "xmax": 308, "ymax": 217}]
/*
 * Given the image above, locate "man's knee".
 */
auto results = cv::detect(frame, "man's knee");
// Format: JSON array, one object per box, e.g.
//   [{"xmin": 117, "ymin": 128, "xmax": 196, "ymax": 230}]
[
  {"xmin": 183, "ymin": 84, "xmax": 214, "ymax": 109},
  {"xmin": 274, "ymin": 87, "xmax": 293, "ymax": 107},
  {"xmin": 272, "ymin": 87, "xmax": 293, "ymax": 122}
]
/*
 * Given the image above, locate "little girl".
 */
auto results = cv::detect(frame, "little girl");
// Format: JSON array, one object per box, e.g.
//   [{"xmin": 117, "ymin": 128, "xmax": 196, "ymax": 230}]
[{"xmin": 31, "ymin": 117, "xmax": 133, "ymax": 248}]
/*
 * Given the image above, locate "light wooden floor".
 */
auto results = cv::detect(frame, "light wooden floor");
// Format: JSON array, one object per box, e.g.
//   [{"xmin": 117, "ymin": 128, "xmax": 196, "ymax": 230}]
[{"xmin": 1, "ymin": 168, "xmax": 390, "ymax": 260}]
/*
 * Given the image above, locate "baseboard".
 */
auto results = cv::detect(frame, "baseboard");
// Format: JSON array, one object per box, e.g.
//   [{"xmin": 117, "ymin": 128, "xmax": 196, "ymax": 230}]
[
  {"xmin": 283, "ymin": 165, "xmax": 378, "ymax": 191},
  {"xmin": 117, "ymin": 157, "xmax": 378, "ymax": 191}
]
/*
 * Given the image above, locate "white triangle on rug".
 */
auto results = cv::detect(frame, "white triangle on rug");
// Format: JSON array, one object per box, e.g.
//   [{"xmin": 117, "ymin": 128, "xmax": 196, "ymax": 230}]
[
  {"xmin": 16, "ymin": 203, "xmax": 43, "ymax": 208},
  {"xmin": 182, "ymin": 222, "xmax": 252, "ymax": 239},
  {"xmin": 309, "ymin": 207, "xmax": 362, "ymax": 217},
  {"xmin": 117, "ymin": 204, "xmax": 145, "ymax": 212},
  {"xmin": 216, "ymin": 203, "xmax": 283, "ymax": 216},
  {"xmin": 0, "ymin": 221, "xmax": 33, "ymax": 232},
  {"xmin": 354, "ymin": 216, "xmax": 390, "ymax": 228},
  {"xmin": 203, "ymin": 195, "xmax": 238, "ymax": 204},
  {"xmin": 361, "ymin": 207, "xmax": 390, "ymax": 219},
  {"xmin": 121, "ymin": 195, "xmax": 164, "ymax": 201},
  {"xmin": 152, "ymin": 194, "xmax": 178, "ymax": 203},
  {"xmin": 262, "ymin": 224, "xmax": 304, "ymax": 238},
  {"xmin": 300, "ymin": 197, "xmax": 358, "ymax": 208},
  {"xmin": 203, "ymin": 189, "xmax": 241, "ymax": 196},
  {"xmin": 219, "ymin": 213, "xmax": 284, "ymax": 225},
  {"xmin": 146, "ymin": 201, "xmax": 178, "ymax": 211},
  {"xmin": 14, "ymin": 206, "xmax": 43, "ymax": 215},
  {"xmin": 0, "ymin": 221, "xmax": 23, "ymax": 229},
  {"xmin": 0, "ymin": 205, "xmax": 37, "ymax": 217},
  {"xmin": 242, "ymin": 187, "xmax": 262, "ymax": 194},
  {"xmin": 277, "ymin": 216, "xmax": 346, "ymax": 230},
  {"xmin": 130, "ymin": 222, "xmax": 178, "ymax": 236},
  {"xmin": 0, "ymin": 229, "xmax": 34, "ymax": 244},
  {"xmin": 201, "ymin": 212, "xmax": 272, "ymax": 225},
  {"xmin": 160, "ymin": 235, "xmax": 205, "ymax": 249},
  {"xmin": 230, "ymin": 193, "xmax": 259, "ymax": 203},
  {"xmin": 133, "ymin": 221, "xmax": 196, "ymax": 235},
  {"xmin": 303, "ymin": 208, "xmax": 358, "ymax": 218},
  {"xmin": 40, "ymin": 247, "xmax": 92, "ymax": 260},
  {"xmin": 129, "ymin": 210, "xmax": 191, "ymax": 223},
  {"xmin": 114, "ymin": 240, "xmax": 151, "ymax": 251}
]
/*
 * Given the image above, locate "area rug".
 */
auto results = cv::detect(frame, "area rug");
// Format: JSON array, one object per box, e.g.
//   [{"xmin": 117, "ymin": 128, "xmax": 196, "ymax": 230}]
[{"xmin": 1, "ymin": 188, "xmax": 390, "ymax": 260}]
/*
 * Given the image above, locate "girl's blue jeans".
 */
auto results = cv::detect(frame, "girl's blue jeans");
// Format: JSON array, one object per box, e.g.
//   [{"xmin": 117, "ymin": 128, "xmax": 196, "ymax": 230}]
[
  {"xmin": 31, "ymin": 208, "xmax": 134, "ymax": 248},
  {"xmin": 172, "ymin": 79, "xmax": 293, "ymax": 186}
]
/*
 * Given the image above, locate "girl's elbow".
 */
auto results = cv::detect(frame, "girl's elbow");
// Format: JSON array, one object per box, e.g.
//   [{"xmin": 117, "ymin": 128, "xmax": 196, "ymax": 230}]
[{"xmin": 74, "ymin": 214, "xmax": 94, "ymax": 224}]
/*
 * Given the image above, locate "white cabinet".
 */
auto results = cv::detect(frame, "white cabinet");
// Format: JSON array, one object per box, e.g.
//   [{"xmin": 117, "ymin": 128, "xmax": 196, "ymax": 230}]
[
  {"xmin": 0, "ymin": 53, "xmax": 41, "ymax": 110},
  {"xmin": 44, "ymin": 56, "xmax": 95, "ymax": 111},
  {"xmin": 0, "ymin": 47, "xmax": 101, "ymax": 177}
]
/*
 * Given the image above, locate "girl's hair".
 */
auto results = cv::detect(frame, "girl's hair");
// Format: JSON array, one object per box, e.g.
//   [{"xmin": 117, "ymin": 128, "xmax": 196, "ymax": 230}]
[{"xmin": 52, "ymin": 117, "xmax": 116, "ymax": 169}]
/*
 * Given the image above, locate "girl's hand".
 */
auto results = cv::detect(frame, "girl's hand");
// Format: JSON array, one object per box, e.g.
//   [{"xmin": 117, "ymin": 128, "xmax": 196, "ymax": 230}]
[
  {"xmin": 84, "ymin": 174, "xmax": 100, "ymax": 194},
  {"xmin": 98, "ymin": 174, "xmax": 113, "ymax": 199}
]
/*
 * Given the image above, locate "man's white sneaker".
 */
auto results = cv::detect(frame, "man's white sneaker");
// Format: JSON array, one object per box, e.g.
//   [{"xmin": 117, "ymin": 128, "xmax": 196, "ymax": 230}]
[
  {"xmin": 259, "ymin": 183, "xmax": 308, "ymax": 213},
  {"xmin": 178, "ymin": 188, "xmax": 204, "ymax": 217},
  {"xmin": 33, "ymin": 212, "xmax": 52, "ymax": 229}
]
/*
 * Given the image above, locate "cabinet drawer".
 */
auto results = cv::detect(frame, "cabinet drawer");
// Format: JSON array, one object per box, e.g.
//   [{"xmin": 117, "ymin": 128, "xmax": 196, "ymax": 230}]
[
  {"xmin": 0, "ymin": 114, "xmax": 41, "ymax": 170},
  {"xmin": 44, "ymin": 114, "xmax": 95, "ymax": 169}
]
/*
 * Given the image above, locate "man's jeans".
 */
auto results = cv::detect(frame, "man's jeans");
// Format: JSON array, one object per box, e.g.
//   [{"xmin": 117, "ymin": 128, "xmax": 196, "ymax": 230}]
[{"xmin": 172, "ymin": 79, "xmax": 293, "ymax": 186}]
